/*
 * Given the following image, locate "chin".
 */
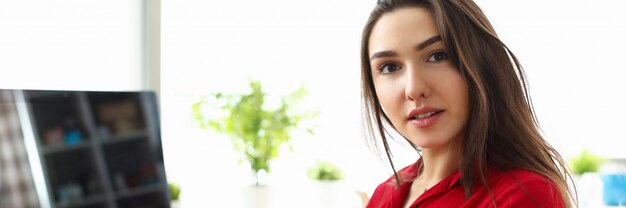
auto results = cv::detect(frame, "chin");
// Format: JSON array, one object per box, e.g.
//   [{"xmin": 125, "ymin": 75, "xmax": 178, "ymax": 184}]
[
  {"xmin": 408, "ymin": 135, "xmax": 455, "ymax": 150},
  {"xmin": 410, "ymin": 140, "xmax": 448, "ymax": 150}
]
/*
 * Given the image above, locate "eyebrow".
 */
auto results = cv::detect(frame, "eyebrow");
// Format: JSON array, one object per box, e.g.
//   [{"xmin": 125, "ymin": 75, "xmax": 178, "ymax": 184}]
[{"xmin": 370, "ymin": 35, "xmax": 442, "ymax": 61}]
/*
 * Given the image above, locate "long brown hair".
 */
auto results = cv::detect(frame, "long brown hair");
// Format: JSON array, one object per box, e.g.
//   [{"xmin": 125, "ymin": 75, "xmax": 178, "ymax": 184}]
[{"xmin": 360, "ymin": 0, "xmax": 575, "ymax": 206}]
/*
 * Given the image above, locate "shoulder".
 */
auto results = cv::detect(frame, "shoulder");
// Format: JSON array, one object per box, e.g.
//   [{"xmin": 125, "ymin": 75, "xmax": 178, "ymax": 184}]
[
  {"xmin": 485, "ymin": 169, "xmax": 564, "ymax": 207},
  {"xmin": 367, "ymin": 175, "xmax": 395, "ymax": 207},
  {"xmin": 373, "ymin": 161, "xmax": 420, "ymax": 191},
  {"xmin": 367, "ymin": 162, "xmax": 418, "ymax": 207}
]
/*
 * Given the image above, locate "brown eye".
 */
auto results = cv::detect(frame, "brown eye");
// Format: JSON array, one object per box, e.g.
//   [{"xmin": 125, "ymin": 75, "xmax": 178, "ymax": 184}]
[
  {"xmin": 379, "ymin": 62, "xmax": 400, "ymax": 74},
  {"xmin": 427, "ymin": 51, "xmax": 448, "ymax": 62}
]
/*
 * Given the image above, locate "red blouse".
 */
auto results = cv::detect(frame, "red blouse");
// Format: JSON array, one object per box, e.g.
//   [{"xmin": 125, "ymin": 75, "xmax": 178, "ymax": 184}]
[{"xmin": 367, "ymin": 160, "xmax": 564, "ymax": 208}]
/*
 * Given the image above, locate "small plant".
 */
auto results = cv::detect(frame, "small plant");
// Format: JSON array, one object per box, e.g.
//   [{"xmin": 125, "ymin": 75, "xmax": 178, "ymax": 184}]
[
  {"xmin": 168, "ymin": 182, "xmax": 181, "ymax": 201},
  {"xmin": 307, "ymin": 160, "xmax": 344, "ymax": 181},
  {"xmin": 570, "ymin": 150, "xmax": 604, "ymax": 175},
  {"xmin": 193, "ymin": 80, "xmax": 316, "ymax": 186}
]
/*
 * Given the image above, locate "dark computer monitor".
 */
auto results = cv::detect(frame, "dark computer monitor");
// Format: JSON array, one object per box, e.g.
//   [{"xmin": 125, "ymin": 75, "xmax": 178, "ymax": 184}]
[{"xmin": 0, "ymin": 89, "xmax": 170, "ymax": 208}]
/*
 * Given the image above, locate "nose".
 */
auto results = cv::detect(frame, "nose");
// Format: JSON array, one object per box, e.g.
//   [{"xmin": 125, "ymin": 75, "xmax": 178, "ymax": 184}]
[{"xmin": 404, "ymin": 64, "xmax": 428, "ymax": 102}]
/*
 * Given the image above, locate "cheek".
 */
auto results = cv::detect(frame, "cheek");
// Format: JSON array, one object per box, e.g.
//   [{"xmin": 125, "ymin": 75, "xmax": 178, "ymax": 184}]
[
  {"xmin": 376, "ymin": 82, "xmax": 404, "ymax": 126},
  {"xmin": 375, "ymin": 81, "xmax": 401, "ymax": 109},
  {"xmin": 373, "ymin": 80, "xmax": 403, "ymax": 118},
  {"xmin": 374, "ymin": 85, "xmax": 391, "ymax": 111},
  {"xmin": 450, "ymin": 76, "xmax": 469, "ymax": 120}
]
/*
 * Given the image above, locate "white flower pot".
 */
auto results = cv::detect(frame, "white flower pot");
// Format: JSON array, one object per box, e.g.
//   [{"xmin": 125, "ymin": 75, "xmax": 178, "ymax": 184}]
[
  {"xmin": 170, "ymin": 200, "xmax": 180, "ymax": 208},
  {"xmin": 575, "ymin": 172, "xmax": 604, "ymax": 208},
  {"xmin": 317, "ymin": 181, "xmax": 341, "ymax": 208},
  {"xmin": 313, "ymin": 180, "xmax": 359, "ymax": 208},
  {"xmin": 242, "ymin": 185, "xmax": 273, "ymax": 208}
]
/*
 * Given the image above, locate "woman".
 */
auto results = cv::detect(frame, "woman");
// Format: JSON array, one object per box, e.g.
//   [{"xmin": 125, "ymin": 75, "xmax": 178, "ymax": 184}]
[{"xmin": 361, "ymin": 0, "xmax": 575, "ymax": 207}]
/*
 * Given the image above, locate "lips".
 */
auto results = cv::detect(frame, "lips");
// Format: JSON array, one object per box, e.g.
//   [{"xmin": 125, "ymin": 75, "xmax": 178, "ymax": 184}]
[
  {"xmin": 407, "ymin": 107, "xmax": 444, "ymax": 120},
  {"xmin": 407, "ymin": 107, "xmax": 445, "ymax": 128}
]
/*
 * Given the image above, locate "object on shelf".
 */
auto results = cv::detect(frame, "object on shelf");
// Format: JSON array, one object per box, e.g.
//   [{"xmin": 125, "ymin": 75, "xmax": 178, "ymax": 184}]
[
  {"xmin": 125, "ymin": 174, "xmax": 139, "ymax": 189},
  {"xmin": 114, "ymin": 173, "xmax": 127, "ymax": 191},
  {"xmin": 97, "ymin": 101, "xmax": 141, "ymax": 135},
  {"xmin": 57, "ymin": 181, "xmax": 83, "ymax": 204},
  {"xmin": 138, "ymin": 164, "xmax": 158, "ymax": 186},
  {"xmin": 44, "ymin": 126, "xmax": 64, "ymax": 145},
  {"xmin": 63, "ymin": 128, "xmax": 81, "ymax": 145},
  {"xmin": 112, "ymin": 164, "xmax": 160, "ymax": 191},
  {"xmin": 98, "ymin": 126, "xmax": 111, "ymax": 139},
  {"xmin": 63, "ymin": 118, "xmax": 83, "ymax": 145}
]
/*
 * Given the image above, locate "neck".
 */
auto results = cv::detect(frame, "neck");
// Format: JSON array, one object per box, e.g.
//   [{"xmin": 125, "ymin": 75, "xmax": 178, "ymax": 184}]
[{"xmin": 417, "ymin": 143, "xmax": 461, "ymax": 187}]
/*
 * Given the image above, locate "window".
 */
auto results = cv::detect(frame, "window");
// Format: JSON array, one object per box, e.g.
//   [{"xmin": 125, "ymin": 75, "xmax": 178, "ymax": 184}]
[{"xmin": 0, "ymin": 0, "xmax": 145, "ymax": 91}]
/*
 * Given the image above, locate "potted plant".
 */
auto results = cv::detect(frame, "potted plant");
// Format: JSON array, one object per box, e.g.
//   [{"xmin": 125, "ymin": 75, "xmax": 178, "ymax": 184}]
[
  {"xmin": 168, "ymin": 182, "xmax": 181, "ymax": 208},
  {"xmin": 308, "ymin": 160, "xmax": 344, "ymax": 182},
  {"xmin": 570, "ymin": 150, "xmax": 605, "ymax": 207},
  {"xmin": 193, "ymin": 80, "xmax": 315, "ymax": 207},
  {"xmin": 571, "ymin": 150, "xmax": 604, "ymax": 175},
  {"xmin": 307, "ymin": 160, "xmax": 349, "ymax": 208}
]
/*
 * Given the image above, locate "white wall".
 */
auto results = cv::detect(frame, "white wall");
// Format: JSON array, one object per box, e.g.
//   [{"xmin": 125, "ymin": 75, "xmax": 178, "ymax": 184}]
[
  {"xmin": 0, "ymin": 0, "xmax": 145, "ymax": 91},
  {"xmin": 475, "ymin": 0, "xmax": 626, "ymax": 159},
  {"xmin": 161, "ymin": 1, "xmax": 393, "ymax": 206}
]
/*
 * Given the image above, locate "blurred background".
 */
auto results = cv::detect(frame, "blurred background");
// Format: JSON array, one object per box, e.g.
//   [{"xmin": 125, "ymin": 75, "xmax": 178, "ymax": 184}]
[{"xmin": 1, "ymin": 0, "xmax": 625, "ymax": 207}]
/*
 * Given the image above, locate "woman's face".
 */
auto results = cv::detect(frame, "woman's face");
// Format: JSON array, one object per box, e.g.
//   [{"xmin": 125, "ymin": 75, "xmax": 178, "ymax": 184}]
[{"xmin": 368, "ymin": 7, "xmax": 469, "ymax": 150}]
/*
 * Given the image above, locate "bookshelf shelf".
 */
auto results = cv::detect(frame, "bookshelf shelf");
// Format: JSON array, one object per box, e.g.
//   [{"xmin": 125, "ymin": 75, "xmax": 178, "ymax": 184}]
[{"xmin": 21, "ymin": 91, "xmax": 169, "ymax": 208}]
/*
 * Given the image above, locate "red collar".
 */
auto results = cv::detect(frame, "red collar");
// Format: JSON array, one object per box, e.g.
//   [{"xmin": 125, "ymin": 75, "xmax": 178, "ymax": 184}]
[{"xmin": 394, "ymin": 159, "xmax": 463, "ymax": 196}]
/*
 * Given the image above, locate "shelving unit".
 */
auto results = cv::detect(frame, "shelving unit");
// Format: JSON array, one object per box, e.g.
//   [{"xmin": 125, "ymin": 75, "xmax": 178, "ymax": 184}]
[{"xmin": 21, "ymin": 90, "xmax": 169, "ymax": 208}]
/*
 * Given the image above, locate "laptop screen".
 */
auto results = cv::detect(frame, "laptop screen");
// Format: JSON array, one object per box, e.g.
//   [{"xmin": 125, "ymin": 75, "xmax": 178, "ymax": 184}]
[{"xmin": 0, "ymin": 89, "xmax": 170, "ymax": 208}]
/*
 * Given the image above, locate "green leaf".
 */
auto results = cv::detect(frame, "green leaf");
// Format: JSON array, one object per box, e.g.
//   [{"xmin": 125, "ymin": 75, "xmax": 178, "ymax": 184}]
[
  {"xmin": 570, "ymin": 150, "xmax": 604, "ymax": 175},
  {"xmin": 307, "ymin": 160, "xmax": 344, "ymax": 181},
  {"xmin": 168, "ymin": 182, "xmax": 181, "ymax": 200},
  {"xmin": 192, "ymin": 79, "xmax": 317, "ymax": 182}
]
